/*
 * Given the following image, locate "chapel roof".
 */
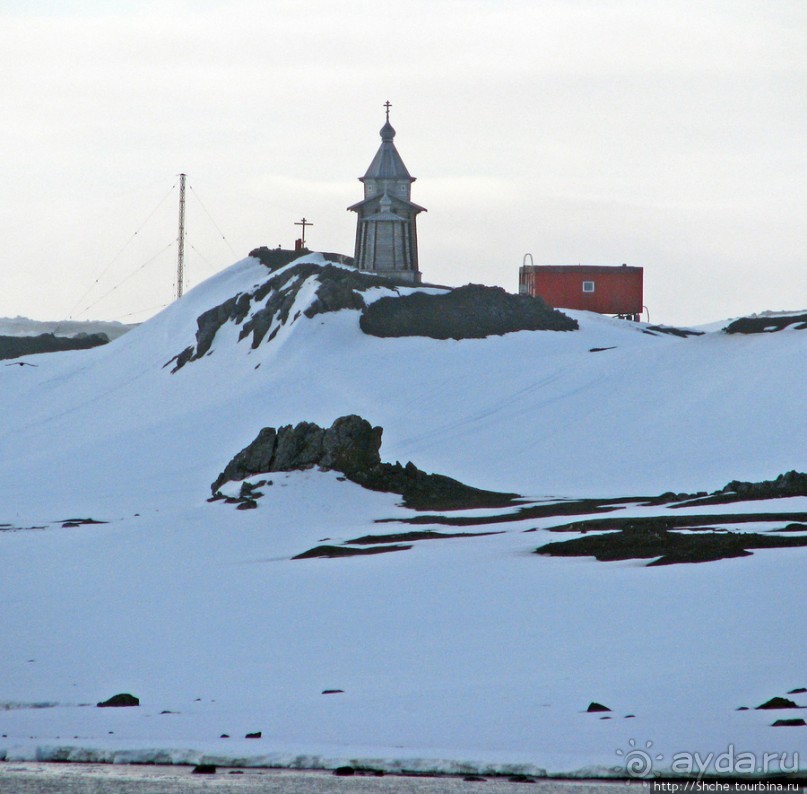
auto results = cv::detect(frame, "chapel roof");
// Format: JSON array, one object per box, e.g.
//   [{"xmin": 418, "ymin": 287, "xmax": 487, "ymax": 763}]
[{"xmin": 360, "ymin": 118, "xmax": 415, "ymax": 183}]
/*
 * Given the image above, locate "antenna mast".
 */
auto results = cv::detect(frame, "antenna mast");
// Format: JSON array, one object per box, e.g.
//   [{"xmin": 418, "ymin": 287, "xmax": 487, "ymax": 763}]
[{"xmin": 176, "ymin": 173, "xmax": 186, "ymax": 299}]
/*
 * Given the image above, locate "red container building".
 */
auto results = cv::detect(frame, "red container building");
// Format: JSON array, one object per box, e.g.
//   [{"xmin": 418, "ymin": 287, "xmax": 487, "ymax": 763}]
[{"xmin": 519, "ymin": 264, "xmax": 644, "ymax": 319}]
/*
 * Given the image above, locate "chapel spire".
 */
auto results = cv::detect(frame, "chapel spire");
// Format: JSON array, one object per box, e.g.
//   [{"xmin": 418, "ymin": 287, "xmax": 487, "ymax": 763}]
[{"xmin": 347, "ymin": 103, "xmax": 426, "ymax": 284}]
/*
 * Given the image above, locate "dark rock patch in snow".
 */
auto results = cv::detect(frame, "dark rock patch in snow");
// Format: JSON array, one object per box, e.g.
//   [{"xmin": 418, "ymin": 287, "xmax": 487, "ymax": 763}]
[
  {"xmin": 346, "ymin": 530, "xmax": 504, "ymax": 545},
  {"xmin": 245, "ymin": 731, "xmax": 262, "ymax": 739},
  {"xmin": 60, "ymin": 517, "xmax": 108, "ymax": 528},
  {"xmin": 788, "ymin": 688, "xmax": 807, "ymax": 694},
  {"xmin": 756, "ymin": 697, "xmax": 799, "ymax": 710},
  {"xmin": 586, "ymin": 702, "xmax": 611, "ymax": 713},
  {"xmin": 543, "ymin": 511, "xmax": 807, "ymax": 534},
  {"xmin": 723, "ymin": 312, "xmax": 807, "ymax": 334},
  {"xmin": 380, "ymin": 497, "xmax": 632, "ymax": 528},
  {"xmin": 212, "ymin": 415, "xmax": 520, "ymax": 511},
  {"xmin": 167, "ymin": 256, "xmax": 580, "ymax": 372},
  {"xmin": 250, "ymin": 246, "xmax": 353, "ymax": 271},
  {"xmin": 667, "ymin": 471, "xmax": 807, "ymax": 508},
  {"xmin": 97, "ymin": 693, "xmax": 139, "ymax": 708},
  {"xmin": 293, "ymin": 544, "xmax": 412, "ymax": 559},
  {"xmin": 192, "ymin": 764, "xmax": 217, "ymax": 774},
  {"xmin": 535, "ymin": 525, "xmax": 807, "ymax": 566},
  {"xmin": 778, "ymin": 523, "xmax": 807, "ymax": 533},
  {"xmin": 642, "ymin": 324, "xmax": 704, "ymax": 338},
  {"xmin": 771, "ymin": 718, "xmax": 806, "ymax": 727},
  {"xmin": 360, "ymin": 283, "xmax": 577, "ymax": 339},
  {"xmin": 0, "ymin": 332, "xmax": 109, "ymax": 361},
  {"xmin": 167, "ymin": 259, "xmax": 397, "ymax": 372}
]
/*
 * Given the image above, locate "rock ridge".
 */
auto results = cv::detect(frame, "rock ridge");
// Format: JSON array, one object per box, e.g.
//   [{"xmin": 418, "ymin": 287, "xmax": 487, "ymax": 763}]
[
  {"xmin": 211, "ymin": 415, "xmax": 519, "ymax": 511},
  {"xmin": 167, "ymin": 257, "xmax": 578, "ymax": 372}
]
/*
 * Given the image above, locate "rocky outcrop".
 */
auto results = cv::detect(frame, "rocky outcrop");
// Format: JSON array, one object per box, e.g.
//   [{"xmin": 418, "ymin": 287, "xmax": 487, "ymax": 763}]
[
  {"xmin": 168, "ymin": 257, "xmax": 579, "ymax": 372},
  {"xmin": 211, "ymin": 415, "xmax": 519, "ymax": 511},
  {"xmin": 359, "ymin": 283, "xmax": 577, "ymax": 339},
  {"xmin": 0, "ymin": 332, "xmax": 109, "ymax": 361},
  {"xmin": 724, "ymin": 313, "xmax": 807, "ymax": 334},
  {"xmin": 97, "ymin": 693, "xmax": 139, "ymax": 708},
  {"xmin": 756, "ymin": 696, "xmax": 799, "ymax": 710},
  {"xmin": 535, "ymin": 525, "xmax": 807, "ymax": 566},
  {"xmin": 249, "ymin": 246, "xmax": 353, "ymax": 271},
  {"xmin": 719, "ymin": 471, "xmax": 807, "ymax": 500}
]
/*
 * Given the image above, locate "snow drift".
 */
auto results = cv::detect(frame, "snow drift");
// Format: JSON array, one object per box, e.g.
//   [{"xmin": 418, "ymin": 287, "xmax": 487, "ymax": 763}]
[{"xmin": 0, "ymin": 252, "xmax": 804, "ymax": 779}]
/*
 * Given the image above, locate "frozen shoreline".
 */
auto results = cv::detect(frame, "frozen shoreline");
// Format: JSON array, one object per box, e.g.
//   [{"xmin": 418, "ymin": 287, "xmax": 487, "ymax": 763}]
[{"xmin": 0, "ymin": 762, "xmax": 636, "ymax": 794}]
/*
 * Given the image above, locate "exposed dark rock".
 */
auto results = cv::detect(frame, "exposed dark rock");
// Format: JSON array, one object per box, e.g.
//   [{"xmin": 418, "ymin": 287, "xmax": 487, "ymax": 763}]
[
  {"xmin": 541, "ymin": 512, "xmax": 807, "ymax": 535},
  {"xmin": 756, "ymin": 697, "xmax": 799, "ymax": 710},
  {"xmin": 198, "ymin": 294, "xmax": 252, "ymax": 357},
  {"xmin": 303, "ymin": 266, "xmax": 380, "ymax": 318},
  {"xmin": 0, "ymin": 332, "xmax": 109, "ymax": 361},
  {"xmin": 322, "ymin": 689, "xmax": 344, "ymax": 695},
  {"xmin": 334, "ymin": 767, "xmax": 356, "ymax": 776},
  {"xmin": 361, "ymin": 460, "xmax": 520, "ymax": 511},
  {"xmin": 536, "ymin": 526, "xmax": 807, "ymax": 566},
  {"xmin": 213, "ymin": 428, "xmax": 278, "ymax": 491},
  {"xmin": 212, "ymin": 415, "xmax": 520, "ymax": 511},
  {"xmin": 168, "ymin": 257, "xmax": 580, "ymax": 373},
  {"xmin": 771, "ymin": 719, "xmax": 806, "ymax": 727},
  {"xmin": 192, "ymin": 764, "xmax": 217, "ymax": 774},
  {"xmin": 668, "ymin": 471, "xmax": 807, "ymax": 508},
  {"xmin": 97, "ymin": 693, "xmax": 139, "ymax": 708},
  {"xmin": 61, "ymin": 518, "xmax": 108, "ymax": 528},
  {"xmin": 788, "ymin": 688, "xmax": 807, "ymax": 694},
  {"xmin": 167, "ymin": 260, "xmax": 392, "ymax": 371},
  {"xmin": 381, "ymin": 496, "xmax": 631, "ymax": 528},
  {"xmin": 292, "ymin": 544, "xmax": 412, "ymax": 560},
  {"xmin": 346, "ymin": 530, "xmax": 503, "ymax": 545},
  {"xmin": 249, "ymin": 247, "xmax": 353, "ymax": 271},
  {"xmin": 360, "ymin": 283, "xmax": 577, "ymax": 339},
  {"xmin": 272, "ymin": 421, "xmax": 325, "ymax": 471},
  {"xmin": 245, "ymin": 731, "xmax": 262, "ymax": 739},
  {"xmin": 320, "ymin": 414, "xmax": 383, "ymax": 474},
  {"xmin": 724, "ymin": 313, "xmax": 807, "ymax": 334},
  {"xmin": 644, "ymin": 324, "xmax": 704, "ymax": 338},
  {"xmin": 719, "ymin": 471, "xmax": 807, "ymax": 500},
  {"xmin": 586, "ymin": 702, "xmax": 611, "ymax": 713}
]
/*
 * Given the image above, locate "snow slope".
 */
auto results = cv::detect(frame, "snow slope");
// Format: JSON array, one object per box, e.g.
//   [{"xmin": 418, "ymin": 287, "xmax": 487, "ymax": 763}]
[{"xmin": 0, "ymin": 254, "xmax": 804, "ymax": 778}]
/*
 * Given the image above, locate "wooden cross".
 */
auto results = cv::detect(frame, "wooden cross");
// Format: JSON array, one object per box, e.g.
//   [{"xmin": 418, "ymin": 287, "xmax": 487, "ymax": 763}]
[
  {"xmin": 294, "ymin": 217, "xmax": 312, "ymax": 248},
  {"xmin": 384, "ymin": 100, "xmax": 392, "ymax": 121}
]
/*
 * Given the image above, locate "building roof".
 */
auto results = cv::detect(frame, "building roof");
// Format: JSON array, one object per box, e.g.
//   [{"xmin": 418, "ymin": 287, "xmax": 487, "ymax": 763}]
[
  {"xmin": 346, "ymin": 191, "xmax": 427, "ymax": 214},
  {"xmin": 359, "ymin": 120, "xmax": 415, "ymax": 183},
  {"xmin": 520, "ymin": 264, "xmax": 643, "ymax": 274}
]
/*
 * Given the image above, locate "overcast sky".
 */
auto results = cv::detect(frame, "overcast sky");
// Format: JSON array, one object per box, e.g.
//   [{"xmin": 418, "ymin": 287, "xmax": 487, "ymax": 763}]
[{"xmin": 2, "ymin": 0, "xmax": 805, "ymax": 326}]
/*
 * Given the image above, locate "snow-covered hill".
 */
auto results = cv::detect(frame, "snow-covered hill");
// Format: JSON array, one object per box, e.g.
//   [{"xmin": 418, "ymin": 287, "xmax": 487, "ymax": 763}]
[{"xmin": 0, "ymin": 253, "xmax": 804, "ymax": 779}]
